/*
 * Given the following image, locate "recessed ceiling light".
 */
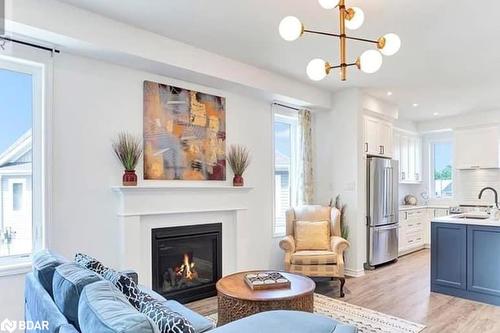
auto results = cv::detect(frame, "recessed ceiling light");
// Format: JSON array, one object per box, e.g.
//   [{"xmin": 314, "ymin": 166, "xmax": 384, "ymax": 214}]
[
  {"xmin": 387, "ymin": 91, "xmax": 393, "ymax": 96},
  {"xmin": 412, "ymin": 103, "xmax": 419, "ymax": 107},
  {"xmin": 433, "ymin": 112, "xmax": 439, "ymax": 116}
]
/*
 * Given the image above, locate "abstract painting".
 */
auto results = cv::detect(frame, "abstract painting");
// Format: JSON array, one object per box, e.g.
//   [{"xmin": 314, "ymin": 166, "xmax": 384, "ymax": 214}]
[{"xmin": 143, "ymin": 81, "xmax": 226, "ymax": 180}]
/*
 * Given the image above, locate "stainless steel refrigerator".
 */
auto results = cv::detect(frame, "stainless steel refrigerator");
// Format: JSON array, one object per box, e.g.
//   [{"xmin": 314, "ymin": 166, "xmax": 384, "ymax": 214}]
[{"xmin": 365, "ymin": 157, "xmax": 399, "ymax": 269}]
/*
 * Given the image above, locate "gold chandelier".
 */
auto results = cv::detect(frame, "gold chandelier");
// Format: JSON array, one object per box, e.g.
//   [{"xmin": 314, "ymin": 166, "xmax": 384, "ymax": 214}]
[{"xmin": 279, "ymin": 0, "xmax": 401, "ymax": 81}]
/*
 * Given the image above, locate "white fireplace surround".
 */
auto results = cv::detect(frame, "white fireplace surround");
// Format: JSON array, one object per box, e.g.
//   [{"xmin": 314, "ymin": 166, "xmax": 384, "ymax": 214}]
[{"xmin": 113, "ymin": 185, "xmax": 253, "ymax": 288}]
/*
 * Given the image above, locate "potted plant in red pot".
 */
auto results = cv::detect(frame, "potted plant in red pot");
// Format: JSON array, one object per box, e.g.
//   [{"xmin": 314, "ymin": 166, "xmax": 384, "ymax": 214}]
[
  {"xmin": 112, "ymin": 132, "xmax": 142, "ymax": 186},
  {"xmin": 227, "ymin": 144, "xmax": 250, "ymax": 186}
]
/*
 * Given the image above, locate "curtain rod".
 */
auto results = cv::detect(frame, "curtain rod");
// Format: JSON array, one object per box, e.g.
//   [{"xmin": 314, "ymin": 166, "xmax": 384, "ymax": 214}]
[
  {"xmin": 273, "ymin": 102, "xmax": 300, "ymax": 111},
  {"xmin": 0, "ymin": 36, "xmax": 60, "ymax": 54}
]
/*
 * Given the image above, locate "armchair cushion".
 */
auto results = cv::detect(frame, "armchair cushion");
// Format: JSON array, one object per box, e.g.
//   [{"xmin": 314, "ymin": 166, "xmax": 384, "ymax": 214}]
[
  {"xmin": 291, "ymin": 250, "xmax": 336, "ymax": 265},
  {"xmin": 294, "ymin": 220, "xmax": 330, "ymax": 251}
]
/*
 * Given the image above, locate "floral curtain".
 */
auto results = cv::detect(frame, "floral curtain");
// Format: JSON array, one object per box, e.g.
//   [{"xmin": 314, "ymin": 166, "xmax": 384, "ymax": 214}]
[{"xmin": 296, "ymin": 109, "xmax": 314, "ymax": 205}]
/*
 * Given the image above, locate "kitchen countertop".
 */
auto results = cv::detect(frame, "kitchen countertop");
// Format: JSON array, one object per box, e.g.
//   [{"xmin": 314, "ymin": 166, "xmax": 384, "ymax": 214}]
[
  {"xmin": 399, "ymin": 205, "xmax": 451, "ymax": 211},
  {"xmin": 432, "ymin": 214, "xmax": 500, "ymax": 227}
]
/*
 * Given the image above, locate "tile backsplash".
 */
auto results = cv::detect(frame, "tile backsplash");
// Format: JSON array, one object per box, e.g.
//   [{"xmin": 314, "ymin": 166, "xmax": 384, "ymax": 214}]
[{"xmin": 455, "ymin": 169, "xmax": 500, "ymax": 205}]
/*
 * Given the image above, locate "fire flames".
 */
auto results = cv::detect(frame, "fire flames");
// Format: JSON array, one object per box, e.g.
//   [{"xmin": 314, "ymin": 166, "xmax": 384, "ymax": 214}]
[{"xmin": 176, "ymin": 254, "xmax": 197, "ymax": 281}]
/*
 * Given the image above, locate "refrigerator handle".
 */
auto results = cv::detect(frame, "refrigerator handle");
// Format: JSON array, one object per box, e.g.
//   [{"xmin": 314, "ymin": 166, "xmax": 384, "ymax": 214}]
[
  {"xmin": 389, "ymin": 167, "xmax": 394, "ymax": 217},
  {"xmin": 383, "ymin": 168, "xmax": 388, "ymax": 217},
  {"xmin": 383, "ymin": 167, "xmax": 394, "ymax": 219}
]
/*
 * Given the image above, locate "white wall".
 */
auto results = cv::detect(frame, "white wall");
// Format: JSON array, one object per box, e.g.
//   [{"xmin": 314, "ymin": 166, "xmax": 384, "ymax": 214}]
[
  {"xmin": 0, "ymin": 273, "xmax": 25, "ymax": 320},
  {"xmin": 0, "ymin": 52, "xmax": 280, "ymax": 321},
  {"xmin": 314, "ymin": 89, "xmax": 366, "ymax": 275}
]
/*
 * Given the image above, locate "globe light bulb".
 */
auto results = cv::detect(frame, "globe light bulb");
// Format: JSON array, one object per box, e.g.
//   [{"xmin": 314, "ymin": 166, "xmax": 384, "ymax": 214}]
[
  {"xmin": 379, "ymin": 33, "xmax": 401, "ymax": 56},
  {"xmin": 279, "ymin": 16, "xmax": 304, "ymax": 41},
  {"xmin": 318, "ymin": 0, "xmax": 340, "ymax": 9},
  {"xmin": 306, "ymin": 59, "xmax": 329, "ymax": 81},
  {"xmin": 345, "ymin": 7, "xmax": 365, "ymax": 30},
  {"xmin": 359, "ymin": 50, "xmax": 383, "ymax": 74}
]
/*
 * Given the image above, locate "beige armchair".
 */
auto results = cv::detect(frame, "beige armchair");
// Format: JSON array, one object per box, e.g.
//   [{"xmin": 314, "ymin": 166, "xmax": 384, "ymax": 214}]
[{"xmin": 279, "ymin": 205, "xmax": 350, "ymax": 297}]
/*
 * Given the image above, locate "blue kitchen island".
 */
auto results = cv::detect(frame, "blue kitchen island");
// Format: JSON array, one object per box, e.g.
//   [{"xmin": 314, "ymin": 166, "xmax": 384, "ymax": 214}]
[{"xmin": 431, "ymin": 214, "xmax": 500, "ymax": 305}]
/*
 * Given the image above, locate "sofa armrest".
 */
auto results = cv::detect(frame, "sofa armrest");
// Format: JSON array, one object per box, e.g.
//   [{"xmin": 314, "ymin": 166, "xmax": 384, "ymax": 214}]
[
  {"xmin": 333, "ymin": 323, "xmax": 358, "ymax": 333},
  {"xmin": 279, "ymin": 235, "xmax": 296, "ymax": 253},
  {"xmin": 330, "ymin": 236, "xmax": 349, "ymax": 255},
  {"xmin": 120, "ymin": 270, "xmax": 138, "ymax": 285},
  {"xmin": 57, "ymin": 323, "xmax": 80, "ymax": 333}
]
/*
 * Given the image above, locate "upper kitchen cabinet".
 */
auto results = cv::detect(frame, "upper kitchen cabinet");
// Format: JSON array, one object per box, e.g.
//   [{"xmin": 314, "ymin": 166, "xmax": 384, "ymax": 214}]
[
  {"xmin": 363, "ymin": 116, "xmax": 393, "ymax": 157},
  {"xmin": 454, "ymin": 126, "xmax": 500, "ymax": 169},
  {"xmin": 394, "ymin": 129, "xmax": 422, "ymax": 183}
]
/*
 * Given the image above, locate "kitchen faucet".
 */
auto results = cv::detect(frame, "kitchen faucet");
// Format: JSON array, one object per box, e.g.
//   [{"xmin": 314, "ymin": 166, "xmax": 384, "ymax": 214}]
[{"xmin": 478, "ymin": 187, "xmax": 499, "ymax": 209}]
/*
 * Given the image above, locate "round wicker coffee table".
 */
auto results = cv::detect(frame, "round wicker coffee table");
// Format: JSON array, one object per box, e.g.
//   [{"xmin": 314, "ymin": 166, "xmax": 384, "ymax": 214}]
[{"xmin": 216, "ymin": 271, "xmax": 315, "ymax": 326}]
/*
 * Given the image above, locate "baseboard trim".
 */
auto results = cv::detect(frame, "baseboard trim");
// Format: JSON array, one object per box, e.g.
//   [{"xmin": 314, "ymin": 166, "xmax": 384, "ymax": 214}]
[
  {"xmin": 399, "ymin": 244, "xmax": 426, "ymax": 256},
  {"xmin": 345, "ymin": 268, "xmax": 365, "ymax": 277}
]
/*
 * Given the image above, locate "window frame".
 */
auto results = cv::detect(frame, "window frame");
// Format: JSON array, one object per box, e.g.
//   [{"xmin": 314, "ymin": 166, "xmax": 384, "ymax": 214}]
[
  {"xmin": 0, "ymin": 47, "xmax": 52, "ymax": 271},
  {"xmin": 272, "ymin": 105, "xmax": 299, "ymax": 237},
  {"xmin": 11, "ymin": 181, "xmax": 25, "ymax": 212},
  {"xmin": 429, "ymin": 139, "xmax": 454, "ymax": 199}
]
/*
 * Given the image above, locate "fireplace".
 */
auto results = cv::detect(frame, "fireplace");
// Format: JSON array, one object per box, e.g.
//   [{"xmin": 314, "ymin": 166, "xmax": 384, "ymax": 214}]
[{"xmin": 151, "ymin": 223, "xmax": 222, "ymax": 304}]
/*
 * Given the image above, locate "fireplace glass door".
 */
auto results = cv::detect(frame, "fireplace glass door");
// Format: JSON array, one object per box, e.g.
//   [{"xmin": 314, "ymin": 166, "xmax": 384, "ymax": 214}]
[{"xmin": 152, "ymin": 223, "xmax": 222, "ymax": 303}]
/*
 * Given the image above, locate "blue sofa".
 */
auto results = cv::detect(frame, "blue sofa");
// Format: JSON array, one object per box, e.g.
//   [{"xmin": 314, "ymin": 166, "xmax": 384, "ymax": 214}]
[{"xmin": 25, "ymin": 251, "xmax": 357, "ymax": 333}]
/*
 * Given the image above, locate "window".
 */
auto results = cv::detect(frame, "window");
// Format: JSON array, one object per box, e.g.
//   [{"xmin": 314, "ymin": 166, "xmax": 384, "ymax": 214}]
[
  {"xmin": 431, "ymin": 142, "xmax": 453, "ymax": 198},
  {"xmin": 273, "ymin": 107, "xmax": 298, "ymax": 236},
  {"xmin": 0, "ymin": 53, "xmax": 46, "ymax": 265},
  {"xmin": 12, "ymin": 183, "xmax": 24, "ymax": 211}
]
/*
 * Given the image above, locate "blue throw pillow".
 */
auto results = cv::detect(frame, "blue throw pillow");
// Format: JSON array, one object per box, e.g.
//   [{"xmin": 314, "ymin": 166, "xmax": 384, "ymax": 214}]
[
  {"xmin": 32, "ymin": 250, "xmax": 67, "ymax": 297},
  {"xmin": 52, "ymin": 263, "xmax": 102, "ymax": 330},
  {"xmin": 79, "ymin": 280, "xmax": 157, "ymax": 333}
]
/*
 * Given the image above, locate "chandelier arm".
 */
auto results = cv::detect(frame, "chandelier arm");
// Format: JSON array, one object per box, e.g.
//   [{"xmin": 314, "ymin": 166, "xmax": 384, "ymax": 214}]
[
  {"xmin": 327, "ymin": 62, "xmax": 360, "ymax": 70},
  {"xmin": 304, "ymin": 29, "xmax": 378, "ymax": 45},
  {"xmin": 345, "ymin": 35, "xmax": 378, "ymax": 44},
  {"xmin": 303, "ymin": 29, "xmax": 341, "ymax": 38}
]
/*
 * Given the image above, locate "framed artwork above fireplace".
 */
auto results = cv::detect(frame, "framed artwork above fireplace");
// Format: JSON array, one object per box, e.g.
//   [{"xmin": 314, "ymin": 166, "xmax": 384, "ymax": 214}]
[{"xmin": 143, "ymin": 80, "xmax": 226, "ymax": 181}]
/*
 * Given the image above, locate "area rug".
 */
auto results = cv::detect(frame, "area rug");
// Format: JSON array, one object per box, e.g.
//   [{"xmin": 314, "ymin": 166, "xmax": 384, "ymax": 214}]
[{"xmin": 207, "ymin": 293, "xmax": 425, "ymax": 333}]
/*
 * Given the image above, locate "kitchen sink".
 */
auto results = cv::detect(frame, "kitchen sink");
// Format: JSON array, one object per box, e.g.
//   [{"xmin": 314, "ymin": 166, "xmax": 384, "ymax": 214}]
[{"xmin": 455, "ymin": 213, "xmax": 490, "ymax": 220}]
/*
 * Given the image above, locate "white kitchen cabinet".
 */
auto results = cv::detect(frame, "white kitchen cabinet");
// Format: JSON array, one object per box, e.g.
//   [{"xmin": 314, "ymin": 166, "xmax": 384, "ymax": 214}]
[
  {"xmin": 454, "ymin": 126, "xmax": 500, "ymax": 169},
  {"xmin": 399, "ymin": 207, "xmax": 450, "ymax": 256},
  {"xmin": 393, "ymin": 131, "xmax": 401, "ymax": 162},
  {"xmin": 399, "ymin": 208, "xmax": 426, "ymax": 255},
  {"xmin": 363, "ymin": 116, "xmax": 393, "ymax": 157},
  {"xmin": 393, "ymin": 129, "xmax": 422, "ymax": 183},
  {"xmin": 415, "ymin": 138, "xmax": 422, "ymax": 182},
  {"xmin": 433, "ymin": 208, "xmax": 450, "ymax": 217}
]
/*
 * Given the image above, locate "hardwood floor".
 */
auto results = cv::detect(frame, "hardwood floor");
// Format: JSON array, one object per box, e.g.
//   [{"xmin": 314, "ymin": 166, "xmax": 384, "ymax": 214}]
[{"xmin": 187, "ymin": 249, "xmax": 500, "ymax": 332}]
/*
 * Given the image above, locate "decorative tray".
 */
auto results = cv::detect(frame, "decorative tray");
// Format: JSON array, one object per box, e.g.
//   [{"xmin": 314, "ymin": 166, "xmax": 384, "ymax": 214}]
[{"xmin": 244, "ymin": 272, "xmax": 291, "ymax": 290}]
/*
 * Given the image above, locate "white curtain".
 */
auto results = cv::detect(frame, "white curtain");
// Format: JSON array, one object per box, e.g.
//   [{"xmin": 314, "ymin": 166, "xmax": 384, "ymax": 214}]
[{"xmin": 296, "ymin": 109, "xmax": 314, "ymax": 205}]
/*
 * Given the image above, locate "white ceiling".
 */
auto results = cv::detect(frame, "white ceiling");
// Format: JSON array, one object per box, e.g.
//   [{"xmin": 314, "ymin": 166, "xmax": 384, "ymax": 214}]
[{"xmin": 57, "ymin": 0, "xmax": 500, "ymax": 122}]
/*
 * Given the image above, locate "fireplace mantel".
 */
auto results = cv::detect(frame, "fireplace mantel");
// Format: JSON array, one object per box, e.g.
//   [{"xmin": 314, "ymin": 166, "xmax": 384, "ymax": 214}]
[
  {"xmin": 113, "ymin": 184, "xmax": 253, "ymax": 217},
  {"xmin": 112, "ymin": 185, "xmax": 254, "ymax": 191},
  {"xmin": 113, "ymin": 183, "xmax": 252, "ymax": 286}
]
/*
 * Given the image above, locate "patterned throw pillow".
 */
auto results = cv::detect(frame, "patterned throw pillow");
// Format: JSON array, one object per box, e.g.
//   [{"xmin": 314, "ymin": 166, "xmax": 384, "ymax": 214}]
[
  {"xmin": 102, "ymin": 267, "xmax": 143, "ymax": 309},
  {"xmin": 74, "ymin": 253, "xmax": 194, "ymax": 333},
  {"xmin": 74, "ymin": 253, "xmax": 108, "ymax": 275},
  {"xmin": 138, "ymin": 292, "xmax": 195, "ymax": 333}
]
